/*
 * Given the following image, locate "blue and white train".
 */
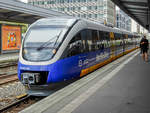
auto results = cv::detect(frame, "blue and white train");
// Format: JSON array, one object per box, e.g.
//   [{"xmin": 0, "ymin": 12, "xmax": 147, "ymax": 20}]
[{"xmin": 18, "ymin": 17, "xmax": 140, "ymax": 96}]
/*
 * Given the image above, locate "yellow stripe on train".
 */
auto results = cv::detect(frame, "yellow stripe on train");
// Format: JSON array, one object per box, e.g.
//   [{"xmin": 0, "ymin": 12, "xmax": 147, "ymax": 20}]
[{"xmin": 80, "ymin": 47, "xmax": 138, "ymax": 77}]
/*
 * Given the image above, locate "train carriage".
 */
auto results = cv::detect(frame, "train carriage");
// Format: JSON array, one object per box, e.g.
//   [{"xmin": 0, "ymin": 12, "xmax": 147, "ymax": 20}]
[{"xmin": 18, "ymin": 17, "xmax": 140, "ymax": 96}]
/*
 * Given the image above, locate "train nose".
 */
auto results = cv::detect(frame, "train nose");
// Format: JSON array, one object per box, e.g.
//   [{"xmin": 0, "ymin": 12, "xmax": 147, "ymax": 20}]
[
  {"xmin": 21, "ymin": 73, "xmax": 40, "ymax": 85},
  {"xmin": 21, "ymin": 72, "xmax": 48, "ymax": 85}
]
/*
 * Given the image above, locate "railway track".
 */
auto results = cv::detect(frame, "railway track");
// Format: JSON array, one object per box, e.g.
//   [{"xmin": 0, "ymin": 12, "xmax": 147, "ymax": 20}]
[
  {"xmin": 0, "ymin": 61, "xmax": 18, "ymax": 85},
  {"xmin": 0, "ymin": 94, "xmax": 43, "ymax": 113},
  {"xmin": 0, "ymin": 72, "xmax": 18, "ymax": 85},
  {"xmin": 0, "ymin": 61, "xmax": 17, "ymax": 68},
  {"xmin": 0, "ymin": 61, "xmax": 43, "ymax": 113}
]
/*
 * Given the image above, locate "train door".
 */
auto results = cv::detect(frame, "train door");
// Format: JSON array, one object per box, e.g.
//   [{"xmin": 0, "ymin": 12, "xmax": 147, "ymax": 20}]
[
  {"xmin": 102, "ymin": 31, "xmax": 110, "ymax": 60},
  {"xmin": 81, "ymin": 29, "xmax": 89, "ymax": 54},
  {"xmin": 128, "ymin": 35, "xmax": 133, "ymax": 50},
  {"xmin": 66, "ymin": 31, "xmax": 87, "ymax": 78},
  {"xmin": 109, "ymin": 32, "xmax": 115, "ymax": 59},
  {"xmin": 79, "ymin": 29, "xmax": 97, "ymax": 77},
  {"xmin": 115, "ymin": 33, "xmax": 123, "ymax": 56},
  {"xmin": 114, "ymin": 33, "xmax": 118, "ymax": 56},
  {"xmin": 79, "ymin": 29, "xmax": 89, "ymax": 70},
  {"xmin": 86, "ymin": 29, "xmax": 100, "ymax": 67},
  {"xmin": 125, "ymin": 34, "xmax": 128, "ymax": 51},
  {"xmin": 122, "ymin": 34, "xmax": 126, "ymax": 54},
  {"xmin": 120, "ymin": 34, "xmax": 124, "ymax": 54},
  {"xmin": 133, "ymin": 35, "xmax": 136, "ymax": 48},
  {"xmin": 85, "ymin": 29, "xmax": 93, "ymax": 68}
]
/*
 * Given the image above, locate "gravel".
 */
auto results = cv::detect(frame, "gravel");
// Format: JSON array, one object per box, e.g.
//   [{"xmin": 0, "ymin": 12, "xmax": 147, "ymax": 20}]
[{"xmin": 0, "ymin": 82, "xmax": 26, "ymax": 109}]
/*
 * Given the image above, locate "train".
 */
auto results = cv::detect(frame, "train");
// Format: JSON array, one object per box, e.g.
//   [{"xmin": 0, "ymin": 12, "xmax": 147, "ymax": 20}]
[{"xmin": 18, "ymin": 17, "xmax": 140, "ymax": 96}]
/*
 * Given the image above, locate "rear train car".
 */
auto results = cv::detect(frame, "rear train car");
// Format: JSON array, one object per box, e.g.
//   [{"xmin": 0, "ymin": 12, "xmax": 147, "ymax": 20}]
[{"xmin": 18, "ymin": 17, "xmax": 140, "ymax": 96}]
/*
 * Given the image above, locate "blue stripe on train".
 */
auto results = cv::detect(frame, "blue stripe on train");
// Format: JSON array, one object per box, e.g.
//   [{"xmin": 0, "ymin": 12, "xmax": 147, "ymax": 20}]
[{"xmin": 18, "ymin": 48, "xmax": 110, "ymax": 83}]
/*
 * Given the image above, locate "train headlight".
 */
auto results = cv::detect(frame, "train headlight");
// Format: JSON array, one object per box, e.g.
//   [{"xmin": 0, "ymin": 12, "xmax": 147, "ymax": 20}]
[
  {"xmin": 52, "ymin": 49, "xmax": 56, "ymax": 54},
  {"xmin": 23, "ymin": 49, "xmax": 28, "ymax": 54}
]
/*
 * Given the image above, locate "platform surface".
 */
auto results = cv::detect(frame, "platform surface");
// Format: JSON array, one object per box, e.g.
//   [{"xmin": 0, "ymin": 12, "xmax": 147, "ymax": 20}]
[
  {"xmin": 0, "ymin": 53, "xmax": 18, "ymax": 62},
  {"xmin": 20, "ymin": 50, "xmax": 150, "ymax": 113},
  {"xmin": 71, "ymin": 52, "xmax": 150, "ymax": 113}
]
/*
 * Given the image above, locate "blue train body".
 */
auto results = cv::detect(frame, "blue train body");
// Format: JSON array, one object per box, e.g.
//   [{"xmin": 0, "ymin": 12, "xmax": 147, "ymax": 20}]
[
  {"xmin": 18, "ymin": 17, "xmax": 140, "ymax": 96},
  {"xmin": 18, "ymin": 48, "xmax": 110, "ymax": 83}
]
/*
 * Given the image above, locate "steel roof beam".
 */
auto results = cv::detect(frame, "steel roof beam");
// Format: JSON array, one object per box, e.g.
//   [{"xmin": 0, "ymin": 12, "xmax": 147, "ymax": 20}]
[
  {"xmin": 111, "ymin": 0, "xmax": 145, "ymax": 27},
  {"xmin": 132, "ymin": 13, "xmax": 148, "ymax": 15},
  {"xmin": 23, "ymin": 15, "xmax": 40, "ymax": 20},
  {"xmin": 111, "ymin": 0, "xmax": 149, "ymax": 30},
  {"xmin": 3, "ymin": 11, "xmax": 22, "ymax": 18},
  {"xmin": 123, "ymin": 1, "xmax": 148, "ymax": 7},
  {"xmin": 0, "ymin": 0, "xmax": 70, "ymax": 24},
  {"xmin": 147, "ymin": 0, "xmax": 150, "ymax": 30},
  {"xmin": 127, "ymin": 7, "xmax": 148, "ymax": 11},
  {"xmin": 130, "ymin": 10, "xmax": 147, "ymax": 13}
]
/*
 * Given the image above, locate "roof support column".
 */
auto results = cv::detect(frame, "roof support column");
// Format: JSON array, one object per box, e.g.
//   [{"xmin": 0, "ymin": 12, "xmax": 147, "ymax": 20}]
[{"xmin": 148, "ymin": 0, "xmax": 150, "ymax": 31}]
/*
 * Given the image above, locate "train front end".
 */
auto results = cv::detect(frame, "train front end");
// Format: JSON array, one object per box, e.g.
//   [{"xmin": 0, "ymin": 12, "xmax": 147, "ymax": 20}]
[{"xmin": 18, "ymin": 18, "xmax": 76, "ymax": 96}]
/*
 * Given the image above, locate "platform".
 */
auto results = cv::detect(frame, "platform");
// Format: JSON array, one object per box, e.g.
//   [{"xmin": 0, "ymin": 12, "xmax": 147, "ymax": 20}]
[
  {"xmin": 20, "ymin": 49, "xmax": 150, "ymax": 113},
  {"xmin": 0, "ymin": 53, "xmax": 18, "ymax": 63}
]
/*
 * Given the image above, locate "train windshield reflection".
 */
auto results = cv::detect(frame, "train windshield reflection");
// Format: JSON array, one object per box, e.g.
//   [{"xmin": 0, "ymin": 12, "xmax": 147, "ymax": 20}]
[{"xmin": 23, "ymin": 26, "xmax": 66, "ymax": 62}]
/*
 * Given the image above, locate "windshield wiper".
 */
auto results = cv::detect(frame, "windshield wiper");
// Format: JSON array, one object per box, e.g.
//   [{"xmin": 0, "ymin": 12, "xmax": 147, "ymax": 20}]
[
  {"xmin": 53, "ymin": 30, "xmax": 63, "ymax": 48},
  {"xmin": 37, "ymin": 31, "xmax": 62, "ymax": 51}
]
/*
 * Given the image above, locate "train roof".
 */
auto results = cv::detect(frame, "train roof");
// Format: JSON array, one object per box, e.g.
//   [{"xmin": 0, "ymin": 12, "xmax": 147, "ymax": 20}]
[
  {"xmin": 32, "ymin": 17, "xmax": 138, "ymax": 36},
  {"xmin": 32, "ymin": 17, "xmax": 77, "ymax": 27},
  {"xmin": 81, "ymin": 18, "xmax": 133, "ymax": 35}
]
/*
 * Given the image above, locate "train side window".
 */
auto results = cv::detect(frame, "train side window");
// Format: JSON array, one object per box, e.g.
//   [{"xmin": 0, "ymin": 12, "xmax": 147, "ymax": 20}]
[
  {"xmin": 97, "ymin": 31, "xmax": 102, "ymax": 49},
  {"xmin": 81, "ymin": 29, "xmax": 89, "ymax": 53},
  {"xmin": 91, "ymin": 30, "xmax": 99, "ymax": 51},
  {"xmin": 104, "ymin": 32, "xmax": 110, "ymax": 49},
  {"xmin": 115, "ymin": 33, "xmax": 123, "ymax": 50},
  {"xmin": 99, "ymin": 31, "xmax": 103, "ymax": 40},
  {"xmin": 67, "ymin": 33, "xmax": 82, "ymax": 57},
  {"xmin": 123, "ymin": 34, "xmax": 126, "ymax": 44},
  {"xmin": 104, "ymin": 31, "xmax": 108, "ymax": 40},
  {"xmin": 98, "ymin": 31, "xmax": 105, "ymax": 50},
  {"xmin": 86, "ymin": 29, "xmax": 92, "ymax": 52}
]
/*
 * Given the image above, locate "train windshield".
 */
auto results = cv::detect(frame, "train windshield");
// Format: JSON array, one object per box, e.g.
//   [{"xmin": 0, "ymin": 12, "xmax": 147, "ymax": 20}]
[{"xmin": 22, "ymin": 26, "xmax": 66, "ymax": 62}]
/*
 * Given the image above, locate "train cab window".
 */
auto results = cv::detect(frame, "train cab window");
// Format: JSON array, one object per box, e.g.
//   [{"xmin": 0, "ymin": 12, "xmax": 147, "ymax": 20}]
[{"xmin": 67, "ymin": 32, "xmax": 83, "ymax": 57}]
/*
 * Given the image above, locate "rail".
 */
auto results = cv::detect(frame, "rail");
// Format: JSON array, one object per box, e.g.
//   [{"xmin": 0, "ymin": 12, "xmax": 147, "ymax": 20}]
[
  {"xmin": 0, "ymin": 95, "xmax": 44, "ymax": 113},
  {"xmin": 0, "ymin": 61, "xmax": 17, "ymax": 68}
]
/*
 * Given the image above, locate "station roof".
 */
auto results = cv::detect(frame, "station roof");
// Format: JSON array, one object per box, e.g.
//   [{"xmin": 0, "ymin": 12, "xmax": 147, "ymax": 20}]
[
  {"xmin": 111, "ymin": 0, "xmax": 150, "ymax": 30},
  {"xmin": 0, "ymin": 0, "xmax": 69, "ymax": 24}
]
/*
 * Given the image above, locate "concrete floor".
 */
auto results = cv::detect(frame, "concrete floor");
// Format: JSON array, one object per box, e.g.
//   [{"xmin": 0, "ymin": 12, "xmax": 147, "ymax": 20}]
[
  {"xmin": 72, "ymin": 52, "xmax": 150, "ymax": 113},
  {"xmin": 20, "ymin": 50, "xmax": 150, "ymax": 113}
]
